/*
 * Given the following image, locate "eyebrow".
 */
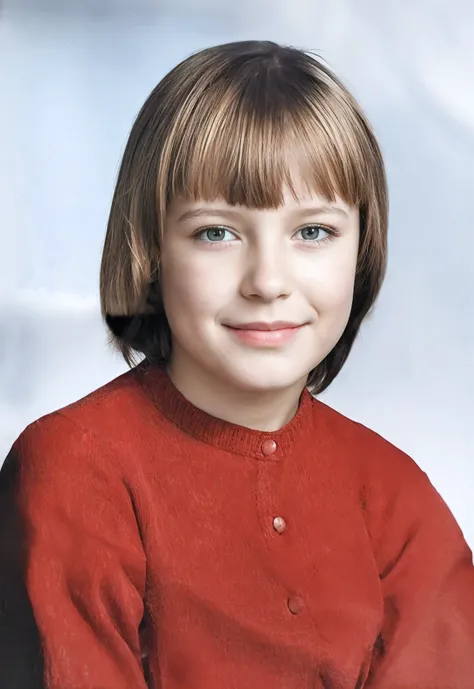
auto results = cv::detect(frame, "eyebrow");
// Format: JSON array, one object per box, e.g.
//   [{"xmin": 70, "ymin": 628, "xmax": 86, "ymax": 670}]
[
  {"xmin": 295, "ymin": 205, "xmax": 349, "ymax": 219},
  {"xmin": 177, "ymin": 204, "xmax": 349, "ymax": 223},
  {"xmin": 177, "ymin": 208, "xmax": 244, "ymax": 223}
]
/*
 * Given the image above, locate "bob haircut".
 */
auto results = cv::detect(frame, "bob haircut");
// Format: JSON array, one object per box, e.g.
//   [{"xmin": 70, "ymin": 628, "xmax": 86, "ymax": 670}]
[{"xmin": 101, "ymin": 40, "xmax": 388, "ymax": 395}]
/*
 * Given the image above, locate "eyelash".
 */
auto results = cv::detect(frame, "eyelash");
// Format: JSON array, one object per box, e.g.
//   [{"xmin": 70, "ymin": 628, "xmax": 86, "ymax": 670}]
[{"xmin": 193, "ymin": 224, "xmax": 338, "ymax": 246}]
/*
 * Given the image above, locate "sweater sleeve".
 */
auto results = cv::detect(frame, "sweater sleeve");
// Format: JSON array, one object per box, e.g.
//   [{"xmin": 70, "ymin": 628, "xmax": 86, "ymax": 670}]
[
  {"xmin": 365, "ymin": 453, "xmax": 474, "ymax": 688},
  {"xmin": 0, "ymin": 411, "xmax": 148, "ymax": 689}
]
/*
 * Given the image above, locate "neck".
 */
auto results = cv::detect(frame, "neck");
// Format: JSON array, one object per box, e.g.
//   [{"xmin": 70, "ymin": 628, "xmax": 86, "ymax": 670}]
[{"xmin": 166, "ymin": 353, "xmax": 307, "ymax": 432}]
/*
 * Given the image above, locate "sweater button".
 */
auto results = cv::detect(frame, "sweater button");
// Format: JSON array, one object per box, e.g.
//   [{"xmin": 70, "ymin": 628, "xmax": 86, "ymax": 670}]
[
  {"xmin": 273, "ymin": 516, "xmax": 286, "ymax": 534},
  {"xmin": 261, "ymin": 439, "xmax": 277, "ymax": 456},
  {"xmin": 287, "ymin": 596, "xmax": 304, "ymax": 615}
]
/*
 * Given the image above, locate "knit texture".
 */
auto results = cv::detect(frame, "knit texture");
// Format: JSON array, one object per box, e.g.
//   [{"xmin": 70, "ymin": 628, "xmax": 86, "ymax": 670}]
[{"xmin": 1, "ymin": 360, "xmax": 473, "ymax": 689}]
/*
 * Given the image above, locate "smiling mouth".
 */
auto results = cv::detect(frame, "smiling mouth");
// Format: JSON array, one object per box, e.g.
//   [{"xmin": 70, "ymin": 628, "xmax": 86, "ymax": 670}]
[{"xmin": 223, "ymin": 322, "xmax": 305, "ymax": 347}]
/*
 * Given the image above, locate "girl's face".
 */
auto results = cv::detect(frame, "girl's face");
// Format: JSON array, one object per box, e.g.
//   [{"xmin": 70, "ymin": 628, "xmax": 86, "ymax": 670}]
[{"xmin": 160, "ymin": 181, "xmax": 360, "ymax": 394}]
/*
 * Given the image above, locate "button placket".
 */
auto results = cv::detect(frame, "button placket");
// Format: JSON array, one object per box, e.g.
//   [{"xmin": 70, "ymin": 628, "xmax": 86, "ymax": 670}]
[
  {"xmin": 256, "ymin": 439, "xmax": 289, "ymax": 544},
  {"xmin": 256, "ymin": 442, "xmax": 281, "ymax": 542},
  {"xmin": 255, "ymin": 439, "xmax": 305, "ymax": 616}
]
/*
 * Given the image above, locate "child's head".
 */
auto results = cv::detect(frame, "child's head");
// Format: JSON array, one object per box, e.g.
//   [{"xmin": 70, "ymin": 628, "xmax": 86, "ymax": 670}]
[{"xmin": 101, "ymin": 40, "xmax": 387, "ymax": 395}]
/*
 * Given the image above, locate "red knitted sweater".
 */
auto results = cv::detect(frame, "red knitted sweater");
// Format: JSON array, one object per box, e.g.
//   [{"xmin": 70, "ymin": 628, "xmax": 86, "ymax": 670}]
[{"xmin": 1, "ymin": 361, "xmax": 473, "ymax": 688}]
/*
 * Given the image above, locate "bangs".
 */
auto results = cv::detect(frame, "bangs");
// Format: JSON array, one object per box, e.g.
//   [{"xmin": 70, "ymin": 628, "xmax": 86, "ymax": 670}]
[{"xmin": 158, "ymin": 70, "xmax": 373, "ymax": 216}]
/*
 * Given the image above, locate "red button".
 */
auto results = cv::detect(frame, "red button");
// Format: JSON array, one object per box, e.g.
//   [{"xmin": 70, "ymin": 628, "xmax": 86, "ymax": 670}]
[
  {"xmin": 273, "ymin": 516, "xmax": 286, "ymax": 534},
  {"xmin": 261, "ymin": 439, "xmax": 277, "ymax": 456},
  {"xmin": 287, "ymin": 596, "xmax": 304, "ymax": 615}
]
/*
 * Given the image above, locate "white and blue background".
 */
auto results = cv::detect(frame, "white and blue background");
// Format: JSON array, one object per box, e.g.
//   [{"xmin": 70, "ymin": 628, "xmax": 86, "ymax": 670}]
[{"xmin": 1, "ymin": 0, "xmax": 473, "ymax": 546}]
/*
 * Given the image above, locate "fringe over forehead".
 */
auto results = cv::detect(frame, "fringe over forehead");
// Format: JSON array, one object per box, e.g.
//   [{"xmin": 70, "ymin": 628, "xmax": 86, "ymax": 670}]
[{"xmin": 156, "ymin": 42, "xmax": 383, "ymax": 219}]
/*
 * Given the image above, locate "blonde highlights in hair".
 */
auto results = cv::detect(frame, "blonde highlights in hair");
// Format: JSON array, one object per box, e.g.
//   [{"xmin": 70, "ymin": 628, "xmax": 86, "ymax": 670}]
[{"xmin": 100, "ymin": 40, "xmax": 388, "ymax": 394}]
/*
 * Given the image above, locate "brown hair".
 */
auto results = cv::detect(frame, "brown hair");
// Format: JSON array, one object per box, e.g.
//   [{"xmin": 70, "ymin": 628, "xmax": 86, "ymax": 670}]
[{"xmin": 100, "ymin": 40, "xmax": 388, "ymax": 395}]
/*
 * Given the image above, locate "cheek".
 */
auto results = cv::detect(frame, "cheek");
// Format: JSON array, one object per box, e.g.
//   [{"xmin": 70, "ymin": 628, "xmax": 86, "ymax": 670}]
[
  {"xmin": 160, "ymin": 248, "xmax": 233, "ymax": 319},
  {"xmin": 304, "ymin": 256, "xmax": 357, "ymax": 314}
]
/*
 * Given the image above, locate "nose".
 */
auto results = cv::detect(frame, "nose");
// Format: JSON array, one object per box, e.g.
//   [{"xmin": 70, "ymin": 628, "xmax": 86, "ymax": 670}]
[{"xmin": 239, "ymin": 246, "xmax": 291, "ymax": 303}]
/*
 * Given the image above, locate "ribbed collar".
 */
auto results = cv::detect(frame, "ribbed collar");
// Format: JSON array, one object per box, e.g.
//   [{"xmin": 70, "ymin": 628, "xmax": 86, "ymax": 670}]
[{"xmin": 133, "ymin": 360, "xmax": 313, "ymax": 460}]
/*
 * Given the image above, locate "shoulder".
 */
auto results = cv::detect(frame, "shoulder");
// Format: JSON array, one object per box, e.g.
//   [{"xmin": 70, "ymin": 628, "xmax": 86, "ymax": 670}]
[
  {"xmin": 310, "ymin": 396, "xmax": 423, "ymax": 485},
  {"xmin": 309, "ymin": 397, "xmax": 443, "ymax": 520},
  {"xmin": 15, "ymin": 367, "xmax": 155, "ymax": 454},
  {"xmin": 310, "ymin": 397, "xmax": 469, "ymax": 556},
  {"xmin": 9, "ymin": 363, "xmax": 160, "ymax": 478},
  {"xmin": 1, "ymin": 365, "xmax": 162, "ymax": 519}
]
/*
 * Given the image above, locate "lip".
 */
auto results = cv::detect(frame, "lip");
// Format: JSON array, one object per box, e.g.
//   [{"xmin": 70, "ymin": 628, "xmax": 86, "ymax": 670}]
[
  {"xmin": 226, "ymin": 321, "xmax": 302, "ymax": 331},
  {"xmin": 224, "ymin": 322, "xmax": 305, "ymax": 347}
]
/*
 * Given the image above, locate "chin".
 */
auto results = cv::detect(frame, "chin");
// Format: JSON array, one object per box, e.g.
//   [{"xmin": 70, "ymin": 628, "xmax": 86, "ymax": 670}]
[{"xmin": 221, "ymin": 361, "xmax": 311, "ymax": 393}]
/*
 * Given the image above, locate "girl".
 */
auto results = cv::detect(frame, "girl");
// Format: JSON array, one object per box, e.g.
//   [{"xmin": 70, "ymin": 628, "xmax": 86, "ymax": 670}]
[{"xmin": 1, "ymin": 40, "xmax": 473, "ymax": 689}]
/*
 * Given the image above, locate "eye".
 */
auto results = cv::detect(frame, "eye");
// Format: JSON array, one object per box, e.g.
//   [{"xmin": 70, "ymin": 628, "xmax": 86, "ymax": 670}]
[
  {"xmin": 294, "ymin": 224, "xmax": 332, "ymax": 242},
  {"xmin": 195, "ymin": 226, "xmax": 237, "ymax": 243}
]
